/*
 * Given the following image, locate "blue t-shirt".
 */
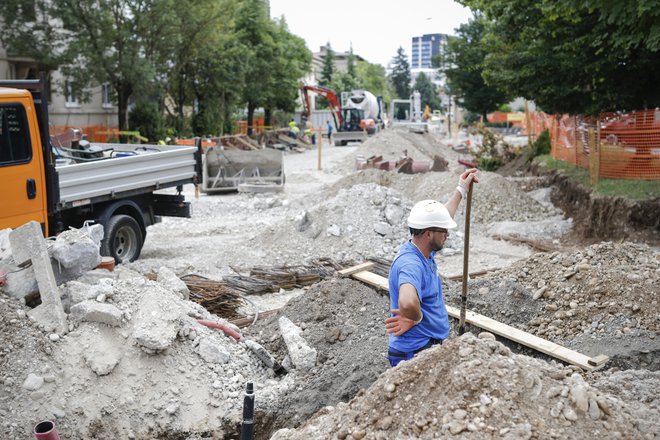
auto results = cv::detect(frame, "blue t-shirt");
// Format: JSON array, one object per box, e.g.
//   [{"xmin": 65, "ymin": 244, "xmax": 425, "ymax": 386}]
[{"xmin": 388, "ymin": 240, "xmax": 450, "ymax": 352}]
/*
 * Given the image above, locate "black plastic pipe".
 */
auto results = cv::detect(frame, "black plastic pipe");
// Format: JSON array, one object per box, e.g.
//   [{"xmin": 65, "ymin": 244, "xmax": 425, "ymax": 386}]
[{"xmin": 240, "ymin": 382, "xmax": 255, "ymax": 440}]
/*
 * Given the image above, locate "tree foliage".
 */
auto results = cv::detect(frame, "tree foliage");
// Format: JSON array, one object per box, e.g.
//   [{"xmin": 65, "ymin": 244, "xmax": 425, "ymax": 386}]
[
  {"xmin": 458, "ymin": 0, "xmax": 660, "ymax": 114},
  {"xmin": 389, "ymin": 47, "xmax": 411, "ymax": 99},
  {"xmin": 319, "ymin": 42, "xmax": 335, "ymax": 87},
  {"xmin": 413, "ymin": 72, "xmax": 442, "ymax": 111},
  {"xmin": 436, "ymin": 15, "xmax": 511, "ymax": 118},
  {"xmin": 0, "ymin": 0, "xmax": 312, "ymax": 136},
  {"xmin": 356, "ymin": 61, "xmax": 393, "ymax": 105}
]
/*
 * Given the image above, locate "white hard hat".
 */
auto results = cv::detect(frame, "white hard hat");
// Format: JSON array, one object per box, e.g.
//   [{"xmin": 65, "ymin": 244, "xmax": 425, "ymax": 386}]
[{"xmin": 407, "ymin": 200, "xmax": 457, "ymax": 229}]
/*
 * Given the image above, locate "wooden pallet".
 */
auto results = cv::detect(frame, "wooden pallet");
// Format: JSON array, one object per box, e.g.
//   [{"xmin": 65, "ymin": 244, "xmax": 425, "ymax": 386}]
[{"xmin": 338, "ymin": 263, "xmax": 609, "ymax": 371}]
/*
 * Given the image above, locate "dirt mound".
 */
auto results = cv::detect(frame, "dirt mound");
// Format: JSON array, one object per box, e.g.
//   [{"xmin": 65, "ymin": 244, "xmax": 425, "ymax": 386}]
[
  {"xmin": 0, "ymin": 267, "xmax": 274, "ymax": 439},
  {"xmin": 443, "ymin": 241, "xmax": 660, "ymax": 369},
  {"xmin": 244, "ymin": 277, "xmax": 390, "ymax": 437},
  {"xmin": 271, "ymin": 333, "xmax": 659, "ymax": 440}
]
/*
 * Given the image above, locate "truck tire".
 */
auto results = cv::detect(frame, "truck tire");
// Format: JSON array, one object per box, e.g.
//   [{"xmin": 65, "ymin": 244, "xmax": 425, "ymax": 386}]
[{"xmin": 101, "ymin": 214, "xmax": 144, "ymax": 263}]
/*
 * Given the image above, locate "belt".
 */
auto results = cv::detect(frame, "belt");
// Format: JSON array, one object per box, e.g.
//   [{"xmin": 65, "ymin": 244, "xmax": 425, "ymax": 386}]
[{"xmin": 388, "ymin": 338, "xmax": 443, "ymax": 358}]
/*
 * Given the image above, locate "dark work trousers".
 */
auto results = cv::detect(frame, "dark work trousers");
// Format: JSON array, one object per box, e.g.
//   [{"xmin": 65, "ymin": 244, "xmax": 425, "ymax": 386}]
[{"xmin": 388, "ymin": 338, "xmax": 443, "ymax": 367}]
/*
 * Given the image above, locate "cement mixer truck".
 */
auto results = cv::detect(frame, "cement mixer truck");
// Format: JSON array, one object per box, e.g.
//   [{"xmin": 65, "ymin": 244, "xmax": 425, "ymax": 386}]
[
  {"xmin": 300, "ymin": 84, "xmax": 385, "ymax": 146},
  {"xmin": 342, "ymin": 90, "xmax": 385, "ymax": 135}
]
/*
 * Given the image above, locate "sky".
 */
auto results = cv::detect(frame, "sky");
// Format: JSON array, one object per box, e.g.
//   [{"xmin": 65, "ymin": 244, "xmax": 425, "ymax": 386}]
[{"xmin": 269, "ymin": 0, "xmax": 473, "ymax": 67}]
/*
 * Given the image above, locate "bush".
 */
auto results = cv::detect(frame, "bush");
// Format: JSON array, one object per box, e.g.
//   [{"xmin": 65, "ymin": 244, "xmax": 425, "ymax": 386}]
[
  {"xmin": 129, "ymin": 101, "xmax": 165, "ymax": 142},
  {"xmin": 532, "ymin": 129, "xmax": 551, "ymax": 156},
  {"xmin": 479, "ymin": 156, "xmax": 502, "ymax": 171}
]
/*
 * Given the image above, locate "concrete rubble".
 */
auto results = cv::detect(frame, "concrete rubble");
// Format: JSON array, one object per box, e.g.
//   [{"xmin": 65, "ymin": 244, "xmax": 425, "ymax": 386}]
[{"xmin": 0, "ymin": 128, "xmax": 657, "ymax": 439}]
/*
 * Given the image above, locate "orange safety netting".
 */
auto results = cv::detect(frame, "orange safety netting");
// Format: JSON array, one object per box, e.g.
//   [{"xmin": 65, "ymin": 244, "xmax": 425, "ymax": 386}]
[
  {"xmin": 234, "ymin": 117, "xmax": 266, "ymax": 135},
  {"xmin": 50, "ymin": 125, "xmax": 127, "ymax": 143},
  {"xmin": 522, "ymin": 110, "xmax": 660, "ymax": 181}
]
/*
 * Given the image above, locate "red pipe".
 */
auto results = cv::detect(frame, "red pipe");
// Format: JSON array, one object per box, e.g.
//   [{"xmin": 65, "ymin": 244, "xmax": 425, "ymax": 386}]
[
  {"xmin": 197, "ymin": 320, "xmax": 242, "ymax": 342},
  {"xmin": 34, "ymin": 420, "xmax": 61, "ymax": 440},
  {"xmin": 458, "ymin": 159, "xmax": 478, "ymax": 169}
]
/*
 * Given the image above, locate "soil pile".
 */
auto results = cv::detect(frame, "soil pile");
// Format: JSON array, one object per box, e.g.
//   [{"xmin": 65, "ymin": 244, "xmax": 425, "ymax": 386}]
[
  {"xmin": 444, "ymin": 241, "xmax": 660, "ymax": 369},
  {"xmin": 244, "ymin": 277, "xmax": 390, "ymax": 435},
  {"xmin": 0, "ymin": 267, "xmax": 274, "ymax": 439},
  {"xmin": 271, "ymin": 333, "xmax": 659, "ymax": 440}
]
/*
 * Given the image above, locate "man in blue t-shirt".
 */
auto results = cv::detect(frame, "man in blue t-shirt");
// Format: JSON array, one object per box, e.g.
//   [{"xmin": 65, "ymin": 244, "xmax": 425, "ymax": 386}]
[{"xmin": 385, "ymin": 168, "xmax": 479, "ymax": 367}]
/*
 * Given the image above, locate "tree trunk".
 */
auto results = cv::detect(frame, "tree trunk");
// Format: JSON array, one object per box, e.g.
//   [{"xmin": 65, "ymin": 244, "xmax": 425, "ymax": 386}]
[
  {"xmin": 264, "ymin": 107, "xmax": 272, "ymax": 127},
  {"xmin": 116, "ymin": 83, "xmax": 132, "ymax": 133},
  {"xmin": 247, "ymin": 101, "xmax": 255, "ymax": 136}
]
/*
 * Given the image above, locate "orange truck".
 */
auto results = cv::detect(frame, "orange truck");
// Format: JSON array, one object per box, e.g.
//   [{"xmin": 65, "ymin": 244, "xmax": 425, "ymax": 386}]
[{"xmin": 0, "ymin": 76, "xmax": 201, "ymax": 262}]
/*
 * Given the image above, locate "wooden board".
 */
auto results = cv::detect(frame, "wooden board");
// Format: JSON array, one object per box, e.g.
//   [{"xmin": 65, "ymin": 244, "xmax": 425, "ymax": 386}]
[
  {"xmin": 345, "ymin": 265, "xmax": 608, "ymax": 371},
  {"xmin": 338, "ymin": 262, "xmax": 375, "ymax": 277}
]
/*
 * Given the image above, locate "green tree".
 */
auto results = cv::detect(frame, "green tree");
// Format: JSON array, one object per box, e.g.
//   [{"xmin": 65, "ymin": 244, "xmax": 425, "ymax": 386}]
[
  {"xmin": 235, "ymin": 0, "xmax": 277, "ymax": 135},
  {"xmin": 161, "ymin": 0, "xmax": 240, "ymax": 136},
  {"xmin": 262, "ymin": 17, "xmax": 312, "ymax": 126},
  {"xmin": 459, "ymin": 0, "xmax": 660, "ymax": 114},
  {"xmin": 436, "ymin": 14, "xmax": 511, "ymax": 119},
  {"xmin": 319, "ymin": 42, "xmax": 335, "ymax": 87},
  {"xmin": 389, "ymin": 46, "xmax": 411, "ymax": 98},
  {"xmin": 413, "ymin": 72, "xmax": 442, "ymax": 111},
  {"xmin": 0, "ymin": 0, "xmax": 181, "ymax": 131},
  {"xmin": 356, "ymin": 61, "xmax": 393, "ymax": 105}
]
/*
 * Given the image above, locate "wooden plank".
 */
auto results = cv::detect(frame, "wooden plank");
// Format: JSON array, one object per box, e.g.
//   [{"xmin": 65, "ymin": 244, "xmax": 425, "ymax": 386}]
[
  {"xmin": 338, "ymin": 262, "xmax": 375, "ymax": 277},
  {"xmin": 351, "ymin": 271, "xmax": 389, "ymax": 291},
  {"xmin": 446, "ymin": 269, "xmax": 492, "ymax": 282},
  {"xmin": 347, "ymin": 269, "xmax": 607, "ymax": 371},
  {"xmin": 588, "ymin": 354, "xmax": 609, "ymax": 367}
]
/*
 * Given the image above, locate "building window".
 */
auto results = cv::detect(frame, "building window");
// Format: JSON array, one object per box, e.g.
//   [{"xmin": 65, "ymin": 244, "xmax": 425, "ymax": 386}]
[
  {"xmin": 64, "ymin": 80, "xmax": 79, "ymax": 107},
  {"xmin": 102, "ymin": 83, "xmax": 114, "ymax": 108}
]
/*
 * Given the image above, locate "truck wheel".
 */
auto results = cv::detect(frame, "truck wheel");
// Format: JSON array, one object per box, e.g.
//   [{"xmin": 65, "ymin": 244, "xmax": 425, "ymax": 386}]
[{"xmin": 101, "ymin": 214, "xmax": 143, "ymax": 263}]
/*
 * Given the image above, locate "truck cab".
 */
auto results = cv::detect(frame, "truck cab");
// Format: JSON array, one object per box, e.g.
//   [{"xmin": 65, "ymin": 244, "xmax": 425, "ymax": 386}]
[{"xmin": 0, "ymin": 86, "xmax": 51, "ymax": 234}]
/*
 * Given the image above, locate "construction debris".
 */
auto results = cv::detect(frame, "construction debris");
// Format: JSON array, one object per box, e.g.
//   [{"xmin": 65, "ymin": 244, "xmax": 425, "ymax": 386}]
[
  {"xmin": 355, "ymin": 150, "xmax": 448, "ymax": 173},
  {"xmin": 0, "ymin": 127, "xmax": 657, "ymax": 440}
]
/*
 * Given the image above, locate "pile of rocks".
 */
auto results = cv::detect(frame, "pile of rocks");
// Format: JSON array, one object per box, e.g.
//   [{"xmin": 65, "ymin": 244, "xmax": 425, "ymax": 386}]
[{"xmin": 271, "ymin": 333, "xmax": 659, "ymax": 440}]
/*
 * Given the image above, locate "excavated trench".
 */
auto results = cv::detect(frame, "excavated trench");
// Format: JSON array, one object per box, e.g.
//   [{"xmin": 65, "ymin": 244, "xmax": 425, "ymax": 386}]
[{"xmin": 540, "ymin": 171, "xmax": 659, "ymax": 245}]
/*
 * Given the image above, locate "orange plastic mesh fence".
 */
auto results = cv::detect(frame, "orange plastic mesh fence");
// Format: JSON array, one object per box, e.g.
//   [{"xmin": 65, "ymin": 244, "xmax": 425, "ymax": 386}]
[
  {"xmin": 234, "ymin": 117, "xmax": 266, "ymax": 135},
  {"xmin": 51, "ymin": 125, "xmax": 122, "ymax": 143},
  {"xmin": 524, "ymin": 110, "xmax": 660, "ymax": 181}
]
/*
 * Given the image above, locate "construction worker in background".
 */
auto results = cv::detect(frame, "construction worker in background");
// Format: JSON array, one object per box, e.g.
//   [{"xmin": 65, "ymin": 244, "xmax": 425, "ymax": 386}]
[
  {"xmin": 326, "ymin": 120, "xmax": 333, "ymax": 144},
  {"xmin": 288, "ymin": 119, "xmax": 299, "ymax": 139},
  {"xmin": 385, "ymin": 168, "xmax": 479, "ymax": 367},
  {"xmin": 304, "ymin": 126, "xmax": 313, "ymax": 144}
]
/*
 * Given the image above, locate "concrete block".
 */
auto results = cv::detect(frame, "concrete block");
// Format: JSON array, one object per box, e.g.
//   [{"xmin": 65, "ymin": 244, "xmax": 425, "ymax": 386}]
[
  {"xmin": 133, "ymin": 287, "xmax": 182, "ymax": 352},
  {"xmin": 197, "ymin": 336, "xmax": 230, "ymax": 364},
  {"xmin": 157, "ymin": 267, "xmax": 189, "ymax": 300},
  {"xmin": 50, "ymin": 226, "xmax": 102, "ymax": 270},
  {"xmin": 278, "ymin": 316, "xmax": 317, "ymax": 371},
  {"xmin": 70, "ymin": 301, "xmax": 123, "ymax": 327},
  {"xmin": 9, "ymin": 222, "xmax": 67, "ymax": 334}
]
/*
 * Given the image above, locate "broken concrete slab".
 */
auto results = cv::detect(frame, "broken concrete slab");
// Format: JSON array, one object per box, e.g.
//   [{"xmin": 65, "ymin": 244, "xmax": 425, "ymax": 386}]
[
  {"xmin": 196, "ymin": 336, "xmax": 231, "ymax": 364},
  {"xmin": 50, "ymin": 225, "xmax": 103, "ymax": 270},
  {"xmin": 70, "ymin": 301, "xmax": 123, "ymax": 327},
  {"xmin": 61, "ymin": 280, "xmax": 115, "ymax": 312},
  {"xmin": 157, "ymin": 266, "xmax": 189, "ymax": 300},
  {"xmin": 278, "ymin": 316, "xmax": 317, "ymax": 371},
  {"xmin": 132, "ymin": 287, "xmax": 182, "ymax": 352},
  {"xmin": 9, "ymin": 222, "xmax": 67, "ymax": 334},
  {"xmin": 3, "ymin": 224, "xmax": 104, "ymax": 301}
]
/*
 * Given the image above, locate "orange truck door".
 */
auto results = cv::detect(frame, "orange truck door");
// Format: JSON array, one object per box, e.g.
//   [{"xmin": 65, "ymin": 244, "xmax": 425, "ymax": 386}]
[{"xmin": 0, "ymin": 91, "xmax": 48, "ymax": 233}]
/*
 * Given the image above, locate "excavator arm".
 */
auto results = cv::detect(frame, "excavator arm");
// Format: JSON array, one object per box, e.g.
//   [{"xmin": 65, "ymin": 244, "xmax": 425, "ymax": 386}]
[{"xmin": 300, "ymin": 84, "xmax": 342, "ymax": 129}]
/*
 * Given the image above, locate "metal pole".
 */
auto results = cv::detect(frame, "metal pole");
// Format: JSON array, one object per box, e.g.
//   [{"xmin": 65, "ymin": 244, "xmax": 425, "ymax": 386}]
[
  {"xmin": 458, "ymin": 182, "xmax": 473, "ymax": 335},
  {"xmin": 240, "ymin": 382, "xmax": 254, "ymax": 440},
  {"xmin": 317, "ymin": 129, "xmax": 323, "ymax": 171}
]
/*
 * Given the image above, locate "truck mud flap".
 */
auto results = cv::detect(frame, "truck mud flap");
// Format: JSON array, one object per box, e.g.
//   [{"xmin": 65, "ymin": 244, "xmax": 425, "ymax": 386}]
[{"xmin": 152, "ymin": 193, "xmax": 191, "ymax": 218}]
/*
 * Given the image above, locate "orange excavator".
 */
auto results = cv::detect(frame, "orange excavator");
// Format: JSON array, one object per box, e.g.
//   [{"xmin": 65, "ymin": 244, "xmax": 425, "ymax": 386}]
[{"xmin": 300, "ymin": 84, "xmax": 374, "ymax": 146}]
